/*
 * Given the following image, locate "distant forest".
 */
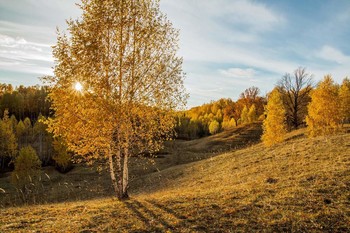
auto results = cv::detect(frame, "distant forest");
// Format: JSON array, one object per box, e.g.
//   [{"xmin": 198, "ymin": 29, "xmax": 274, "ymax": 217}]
[
  {"xmin": 175, "ymin": 86, "xmax": 266, "ymax": 139},
  {"xmin": 0, "ymin": 83, "xmax": 267, "ymax": 173},
  {"xmin": 1, "ymin": 71, "xmax": 349, "ymax": 174},
  {"xmin": 0, "ymin": 84, "xmax": 54, "ymax": 172}
]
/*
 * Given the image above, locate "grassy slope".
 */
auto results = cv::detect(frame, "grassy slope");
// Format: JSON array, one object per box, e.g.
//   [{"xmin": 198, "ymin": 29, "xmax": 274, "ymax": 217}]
[
  {"xmin": 0, "ymin": 123, "xmax": 262, "ymax": 207},
  {"xmin": 1, "ymin": 127, "xmax": 350, "ymax": 232}
]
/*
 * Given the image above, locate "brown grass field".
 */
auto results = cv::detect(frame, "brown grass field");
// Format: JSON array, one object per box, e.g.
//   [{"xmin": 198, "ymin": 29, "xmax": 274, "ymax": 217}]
[{"xmin": 1, "ymin": 124, "xmax": 349, "ymax": 232}]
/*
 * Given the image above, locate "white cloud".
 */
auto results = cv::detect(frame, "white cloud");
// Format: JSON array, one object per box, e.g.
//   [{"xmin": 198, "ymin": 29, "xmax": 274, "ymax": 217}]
[
  {"xmin": 0, "ymin": 34, "xmax": 53, "ymax": 75},
  {"xmin": 317, "ymin": 45, "xmax": 350, "ymax": 64},
  {"xmin": 220, "ymin": 68, "xmax": 256, "ymax": 78},
  {"xmin": 161, "ymin": 0, "xmax": 293, "ymax": 75},
  {"xmin": 212, "ymin": 0, "xmax": 284, "ymax": 31}
]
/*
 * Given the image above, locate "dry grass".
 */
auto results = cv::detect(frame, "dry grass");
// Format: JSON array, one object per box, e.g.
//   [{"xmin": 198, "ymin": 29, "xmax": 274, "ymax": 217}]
[{"xmin": 1, "ymin": 125, "xmax": 349, "ymax": 232}]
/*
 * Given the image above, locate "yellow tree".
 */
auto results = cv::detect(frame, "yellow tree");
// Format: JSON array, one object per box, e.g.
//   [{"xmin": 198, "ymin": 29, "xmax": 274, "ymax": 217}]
[
  {"xmin": 240, "ymin": 106, "xmax": 249, "ymax": 124},
  {"xmin": 248, "ymin": 104, "xmax": 257, "ymax": 123},
  {"xmin": 306, "ymin": 75, "xmax": 342, "ymax": 137},
  {"xmin": 0, "ymin": 110, "xmax": 18, "ymax": 170},
  {"xmin": 44, "ymin": 0, "xmax": 187, "ymax": 200},
  {"xmin": 209, "ymin": 120, "xmax": 220, "ymax": 135},
  {"xmin": 11, "ymin": 145, "xmax": 41, "ymax": 201},
  {"xmin": 339, "ymin": 77, "xmax": 350, "ymax": 124},
  {"xmin": 261, "ymin": 88, "xmax": 287, "ymax": 147}
]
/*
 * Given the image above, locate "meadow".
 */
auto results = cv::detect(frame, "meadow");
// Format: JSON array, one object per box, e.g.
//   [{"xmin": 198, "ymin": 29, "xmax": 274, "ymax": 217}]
[{"xmin": 1, "ymin": 124, "xmax": 349, "ymax": 232}]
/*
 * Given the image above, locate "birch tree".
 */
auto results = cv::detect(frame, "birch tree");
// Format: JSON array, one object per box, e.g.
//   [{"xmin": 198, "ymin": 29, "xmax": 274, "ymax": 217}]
[{"xmin": 44, "ymin": 0, "xmax": 187, "ymax": 200}]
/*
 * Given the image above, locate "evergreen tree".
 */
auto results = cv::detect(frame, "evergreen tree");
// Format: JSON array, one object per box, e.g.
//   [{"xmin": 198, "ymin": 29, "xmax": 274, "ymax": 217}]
[
  {"xmin": 306, "ymin": 75, "xmax": 342, "ymax": 137},
  {"xmin": 261, "ymin": 88, "xmax": 287, "ymax": 147}
]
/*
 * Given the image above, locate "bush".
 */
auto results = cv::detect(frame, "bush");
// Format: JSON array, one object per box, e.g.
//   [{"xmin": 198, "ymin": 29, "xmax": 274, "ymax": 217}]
[{"xmin": 11, "ymin": 146, "xmax": 41, "ymax": 201}]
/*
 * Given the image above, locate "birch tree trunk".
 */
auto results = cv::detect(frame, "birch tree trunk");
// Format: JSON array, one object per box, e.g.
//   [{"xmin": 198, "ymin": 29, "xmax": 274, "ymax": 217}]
[
  {"xmin": 108, "ymin": 151, "xmax": 118, "ymax": 195},
  {"xmin": 122, "ymin": 147, "xmax": 129, "ymax": 199}
]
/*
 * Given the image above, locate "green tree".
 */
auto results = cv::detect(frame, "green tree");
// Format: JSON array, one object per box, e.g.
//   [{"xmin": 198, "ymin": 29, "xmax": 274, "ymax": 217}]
[
  {"xmin": 306, "ymin": 75, "xmax": 342, "ymax": 137},
  {"xmin": 44, "ymin": 0, "xmax": 186, "ymax": 200},
  {"xmin": 261, "ymin": 88, "xmax": 287, "ymax": 147},
  {"xmin": 11, "ymin": 146, "xmax": 41, "ymax": 200},
  {"xmin": 209, "ymin": 120, "xmax": 220, "ymax": 135}
]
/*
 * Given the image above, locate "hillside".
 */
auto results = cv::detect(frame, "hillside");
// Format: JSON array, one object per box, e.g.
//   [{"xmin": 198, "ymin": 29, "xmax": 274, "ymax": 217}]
[
  {"xmin": 1, "ymin": 127, "xmax": 350, "ymax": 232},
  {"xmin": 0, "ymin": 123, "xmax": 263, "ymax": 207}
]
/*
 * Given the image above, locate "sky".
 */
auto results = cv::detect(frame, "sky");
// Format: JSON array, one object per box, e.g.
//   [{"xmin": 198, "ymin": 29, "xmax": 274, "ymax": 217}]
[{"xmin": 1, "ymin": 0, "xmax": 350, "ymax": 107}]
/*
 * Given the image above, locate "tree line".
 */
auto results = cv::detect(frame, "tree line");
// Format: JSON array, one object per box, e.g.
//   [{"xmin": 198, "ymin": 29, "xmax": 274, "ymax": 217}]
[
  {"xmin": 0, "ymin": 84, "xmax": 51, "ymax": 121},
  {"xmin": 262, "ymin": 69, "xmax": 350, "ymax": 146},
  {"xmin": 175, "ymin": 86, "xmax": 266, "ymax": 139},
  {"xmin": 0, "ymin": 85, "xmax": 70, "ymax": 174}
]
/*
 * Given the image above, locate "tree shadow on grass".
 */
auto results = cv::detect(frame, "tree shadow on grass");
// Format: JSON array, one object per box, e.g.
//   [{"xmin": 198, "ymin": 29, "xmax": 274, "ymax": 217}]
[
  {"xmin": 124, "ymin": 199, "xmax": 175, "ymax": 231},
  {"xmin": 145, "ymin": 199, "xmax": 188, "ymax": 220}
]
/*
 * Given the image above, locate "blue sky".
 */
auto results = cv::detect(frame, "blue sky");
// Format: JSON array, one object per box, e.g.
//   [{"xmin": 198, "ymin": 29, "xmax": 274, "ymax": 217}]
[{"xmin": 1, "ymin": 0, "xmax": 350, "ymax": 107}]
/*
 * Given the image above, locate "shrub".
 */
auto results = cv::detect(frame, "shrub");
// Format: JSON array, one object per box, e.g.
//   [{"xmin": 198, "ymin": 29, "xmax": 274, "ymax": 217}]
[{"xmin": 11, "ymin": 146, "xmax": 41, "ymax": 200}]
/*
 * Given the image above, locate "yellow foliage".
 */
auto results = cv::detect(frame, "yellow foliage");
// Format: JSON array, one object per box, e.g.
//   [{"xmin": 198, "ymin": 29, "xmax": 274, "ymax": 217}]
[
  {"xmin": 222, "ymin": 118, "xmax": 236, "ymax": 129},
  {"xmin": 11, "ymin": 146, "xmax": 41, "ymax": 191},
  {"xmin": 306, "ymin": 75, "xmax": 342, "ymax": 137},
  {"xmin": 339, "ymin": 77, "xmax": 350, "ymax": 122},
  {"xmin": 240, "ymin": 106, "xmax": 249, "ymax": 124},
  {"xmin": 248, "ymin": 104, "xmax": 257, "ymax": 123},
  {"xmin": 261, "ymin": 88, "xmax": 287, "ymax": 147},
  {"xmin": 209, "ymin": 120, "xmax": 220, "ymax": 135}
]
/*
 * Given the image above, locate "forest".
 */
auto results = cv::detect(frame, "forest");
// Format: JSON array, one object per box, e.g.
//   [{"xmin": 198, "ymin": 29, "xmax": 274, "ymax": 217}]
[
  {"xmin": 0, "ymin": 84, "xmax": 71, "ymax": 175},
  {"xmin": 1, "ymin": 68, "xmax": 349, "ymax": 178}
]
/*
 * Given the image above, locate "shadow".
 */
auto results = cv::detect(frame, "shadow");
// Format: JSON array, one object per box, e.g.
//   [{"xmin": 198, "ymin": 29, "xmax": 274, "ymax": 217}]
[
  {"xmin": 146, "ymin": 199, "xmax": 187, "ymax": 220},
  {"xmin": 124, "ymin": 199, "xmax": 175, "ymax": 231},
  {"xmin": 132, "ymin": 200, "xmax": 174, "ymax": 230},
  {"xmin": 124, "ymin": 201, "xmax": 151, "ymax": 228}
]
